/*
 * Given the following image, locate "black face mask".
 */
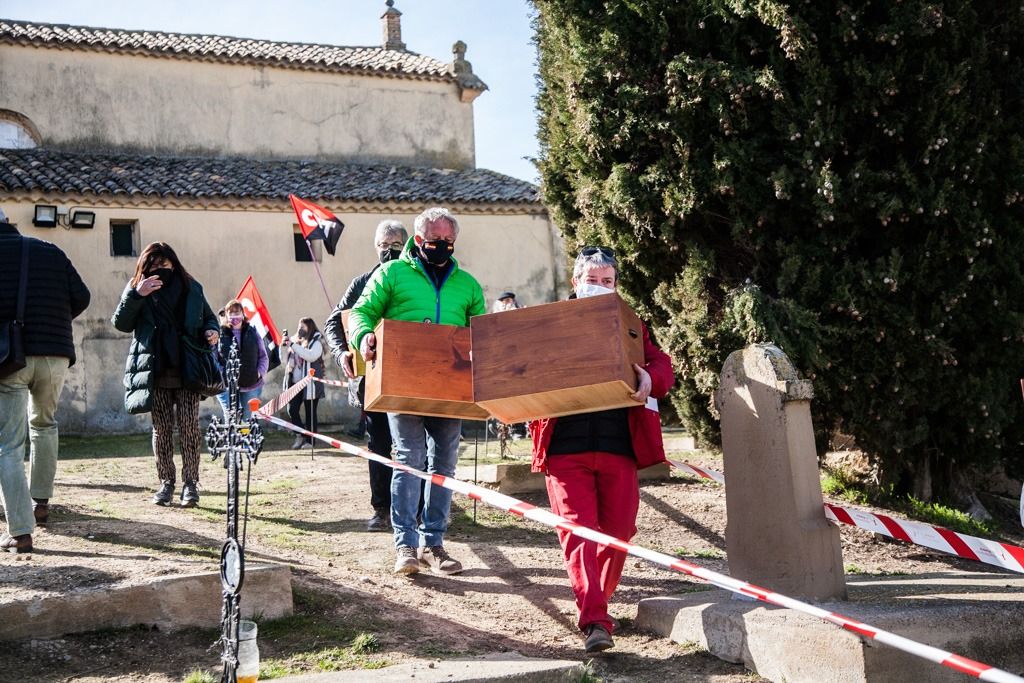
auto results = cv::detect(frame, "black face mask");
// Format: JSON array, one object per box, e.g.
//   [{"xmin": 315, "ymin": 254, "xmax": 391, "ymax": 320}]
[
  {"xmin": 152, "ymin": 267, "xmax": 174, "ymax": 285},
  {"xmin": 378, "ymin": 248, "xmax": 402, "ymax": 264},
  {"xmin": 419, "ymin": 239, "xmax": 454, "ymax": 266}
]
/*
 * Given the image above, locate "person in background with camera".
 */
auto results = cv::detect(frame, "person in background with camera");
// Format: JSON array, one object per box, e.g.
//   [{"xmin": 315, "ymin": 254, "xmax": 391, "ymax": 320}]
[
  {"xmin": 529, "ymin": 246, "xmax": 674, "ymax": 654},
  {"xmin": 283, "ymin": 317, "xmax": 325, "ymax": 449},
  {"xmin": 111, "ymin": 242, "xmax": 219, "ymax": 508},
  {"xmin": 0, "ymin": 207, "xmax": 91, "ymax": 553},
  {"xmin": 216, "ymin": 298, "xmax": 268, "ymax": 420},
  {"xmin": 324, "ymin": 219, "xmax": 407, "ymax": 531}
]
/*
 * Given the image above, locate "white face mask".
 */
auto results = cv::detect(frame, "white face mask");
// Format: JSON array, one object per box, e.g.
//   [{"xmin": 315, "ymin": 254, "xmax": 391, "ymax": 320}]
[{"xmin": 575, "ymin": 283, "xmax": 615, "ymax": 299}]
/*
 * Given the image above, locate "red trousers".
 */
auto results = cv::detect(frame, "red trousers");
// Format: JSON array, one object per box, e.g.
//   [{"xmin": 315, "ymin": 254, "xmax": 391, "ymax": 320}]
[{"xmin": 545, "ymin": 451, "xmax": 640, "ymax": 633}]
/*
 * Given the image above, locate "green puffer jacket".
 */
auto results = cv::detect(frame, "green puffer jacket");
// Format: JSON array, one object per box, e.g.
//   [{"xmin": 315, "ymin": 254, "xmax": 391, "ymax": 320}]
[
  {"xmin": 348, "ymin": 236, "xmax": 486, "ymax": 350},
  {"xmin": 110, "ymin": 279, "xmax": 219, "ymax": 415}
]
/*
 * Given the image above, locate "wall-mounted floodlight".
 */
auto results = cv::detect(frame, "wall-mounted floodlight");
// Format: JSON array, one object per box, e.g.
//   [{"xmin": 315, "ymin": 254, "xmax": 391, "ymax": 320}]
[
  {"xmin": 70, "ymin": 210, "xmax": 96, "ymax": 229},
  {"xmin": 33, "ymin": 204, "xmax": 58, "ymax": 228}
]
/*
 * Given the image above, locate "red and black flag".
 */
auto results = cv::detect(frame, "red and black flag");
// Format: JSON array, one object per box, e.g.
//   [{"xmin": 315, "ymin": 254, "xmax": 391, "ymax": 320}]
[
  {"xmin": 289, "ymin": 194, "xmax": 344, "ymax": 256},
  {"xmin": 236, "ymin": 276, "xmax": 283, "ymax": 370}
]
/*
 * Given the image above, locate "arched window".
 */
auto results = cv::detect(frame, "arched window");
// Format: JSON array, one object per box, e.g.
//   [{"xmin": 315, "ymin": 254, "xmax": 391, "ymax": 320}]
[{"xmin": 0, "ymin": 110, "xmax": 40, "ymax": 149}]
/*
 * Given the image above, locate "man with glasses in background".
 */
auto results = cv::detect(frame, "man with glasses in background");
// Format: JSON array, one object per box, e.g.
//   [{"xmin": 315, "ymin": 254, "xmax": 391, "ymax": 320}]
[
  {"xmin": 324, "ymin": 219, "xmax": 408, "ymax": 532},
  {"xmin": 529, "ymin": 245, "xmax": 675, "ymax": 653}
]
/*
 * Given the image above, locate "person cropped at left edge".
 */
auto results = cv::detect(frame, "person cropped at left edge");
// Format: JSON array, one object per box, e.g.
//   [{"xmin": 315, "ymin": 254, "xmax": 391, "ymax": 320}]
[
  {"xmin": 216, "ymin": 298, "xmax": 268, "ymax": 419},
  {"xmin": 348, "ymin": 207, "xmax": 486, "ymax": 577},
  {"xmin": 0, "ymin": 207, "xmax": 91, "ymax": 553},
  {"xmin": 111, "ymin": 242, "xmax": 219, "ymax": 508}
]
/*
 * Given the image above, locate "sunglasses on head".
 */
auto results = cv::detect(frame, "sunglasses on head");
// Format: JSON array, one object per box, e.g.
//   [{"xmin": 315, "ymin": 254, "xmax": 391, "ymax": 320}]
[{"xmin": 578, "ymin": 245, "xmax": 614, "ymax": 259}]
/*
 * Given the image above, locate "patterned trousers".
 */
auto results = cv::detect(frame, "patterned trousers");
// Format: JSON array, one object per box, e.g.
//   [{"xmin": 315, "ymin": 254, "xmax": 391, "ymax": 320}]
[{"xmin": 151, "ymin": 387, "xmax": 202, "ymax": 484}]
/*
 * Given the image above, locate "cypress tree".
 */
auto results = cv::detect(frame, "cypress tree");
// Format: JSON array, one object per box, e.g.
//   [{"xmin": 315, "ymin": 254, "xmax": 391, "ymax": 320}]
[{"xmin": 534, "ymin": 0, "xmax": 1024, "ymax": 502}]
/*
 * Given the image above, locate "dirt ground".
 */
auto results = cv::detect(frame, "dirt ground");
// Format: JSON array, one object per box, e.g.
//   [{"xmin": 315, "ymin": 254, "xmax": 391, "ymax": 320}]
[{"xmin": 0, "ymin": 425, "xmax": 1021, "ymax": 683}]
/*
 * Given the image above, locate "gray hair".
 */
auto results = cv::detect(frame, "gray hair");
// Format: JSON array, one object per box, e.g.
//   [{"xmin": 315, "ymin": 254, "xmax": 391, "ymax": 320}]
[
  {"xmin": 413, "ymin": 207, "xmax": 460, "ymax": 238},
  {"xmin": 573, "ymin": 249, "xmax": 618, "ymax": 282},
  {"xmin": 374, "ymin": 219, "xmax": 408, "ymax": 245}
]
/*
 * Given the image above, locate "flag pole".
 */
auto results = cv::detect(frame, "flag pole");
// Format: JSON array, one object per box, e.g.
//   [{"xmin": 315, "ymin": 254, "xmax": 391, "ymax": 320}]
[{"xmin": 305, "ymin": 239, "xmax": 334, "ymax": 310}]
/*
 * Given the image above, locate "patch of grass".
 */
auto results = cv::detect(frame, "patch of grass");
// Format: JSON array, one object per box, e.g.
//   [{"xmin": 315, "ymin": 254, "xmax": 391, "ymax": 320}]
[
  {"xmin": 821, "ymin": 470, "xmax": 868, "ymax": 505},
  {"xmin": 845, "ymin": 564, "xmax": 910, "ymax": 577},
  {"xmin": 350, "ymin": 632, "xmax": 380, "ymax": 654},
  {"xmin": 258, "ymin": 613, "xmax": 354, "ymax": 645},
  {"xmin": 578, "ymin": 659, "xmax": 603, "ymax": 683},
  {"xmin": 673, "ymin": 547, "xmax": 724, "ymax": 560},
  {"xmin": 59, "ymin": 433, "xmax": 155, "ymax": 460},
  {"xmin": 258, "ymin": 661, "xmax": 293, "ymax": 679},
  {"xmin": 267, "ymin": 478, "xmax": 300, "ymax": 491},
  {"xmin": 88, "ymin": 535, "xmax": 220, "ymax": 560},
  {"xmin": 260, "ymin": 646, "xmax": 389, "ymax": 676},
  {"xmin": 182, "ymin": 670, "xmax": 217, "ymax": 683},
  {"xmin": 901, "ymin": 497, "xmax": 998, "ymax": 537}
]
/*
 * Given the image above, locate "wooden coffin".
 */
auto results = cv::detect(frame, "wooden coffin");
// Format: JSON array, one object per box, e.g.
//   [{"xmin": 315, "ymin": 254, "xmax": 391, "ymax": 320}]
[
  {"xmin": 340, "ymin": 310, "xmax": 366, "ymax": 376},
  {"xmin": 471, "ymin": 293, "xmax": 645, "ymax": 423},
  {"xmin": 364, "ymin": 319, "xmax": 489, "ymax": 420}
]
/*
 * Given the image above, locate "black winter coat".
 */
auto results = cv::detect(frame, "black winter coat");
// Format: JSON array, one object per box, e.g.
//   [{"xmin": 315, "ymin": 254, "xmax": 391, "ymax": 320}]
[
  {"xmin": 110, "ymin": 278, "xmax": 218, "ymax": 414},
  {"xmin": 0, "ymin": 223, "xmax": 91, "ymax": 364}
]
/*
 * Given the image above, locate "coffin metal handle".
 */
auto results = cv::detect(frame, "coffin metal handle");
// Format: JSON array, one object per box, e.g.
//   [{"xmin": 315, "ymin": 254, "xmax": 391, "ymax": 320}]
[{"xmin": 628, "ymin": 329, "xmax": 639, "ymax": 339}]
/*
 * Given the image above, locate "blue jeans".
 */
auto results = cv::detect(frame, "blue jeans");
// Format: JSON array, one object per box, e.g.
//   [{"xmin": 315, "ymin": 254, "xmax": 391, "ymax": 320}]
[
  {"xmin": 0, "ymin": 357, "xmax": 69, "ymax": 537},
  {"xmin": 216, "ymin": 387, "xmax": 262, "ymax": 419},
  {"xmin": 387, "ymin": 413, "xmax": 462, "ymax": 549}
]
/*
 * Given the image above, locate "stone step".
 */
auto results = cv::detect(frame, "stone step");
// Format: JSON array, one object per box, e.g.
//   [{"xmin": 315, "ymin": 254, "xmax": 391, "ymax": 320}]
[
  {"xmin": 274, "ymin": 652, "xmax": 582, "ymax": 682},
  {"xmin": 0, "ymin": 563, "xmax": 292, "ymax": 640}
]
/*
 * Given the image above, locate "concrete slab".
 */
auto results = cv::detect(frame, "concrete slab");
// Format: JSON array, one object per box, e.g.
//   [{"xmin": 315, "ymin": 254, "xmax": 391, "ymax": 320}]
[
  {"xmin": 456, "ymin": 461, "xmax": 672, "ymax": 495},
  {"xmin": 0, "ymin": 563, "xmax": 292, "ymax": 640},
  {"xmin": 275, "ymin": 652, "xmax": 583, "ymax": 682},
  {"xmin": 636, "ymin": 572, "xmax": 1024, "ymax": 683}
]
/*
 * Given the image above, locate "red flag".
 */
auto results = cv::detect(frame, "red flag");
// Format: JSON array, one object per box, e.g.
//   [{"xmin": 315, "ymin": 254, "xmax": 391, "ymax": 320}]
[
  {"xmin": 288, "ymin": 194, "xmax": 344, "ymax": 256},
  {"xmin": 236, "ymin": 276, "xmax": 283, "ymax": 370}
]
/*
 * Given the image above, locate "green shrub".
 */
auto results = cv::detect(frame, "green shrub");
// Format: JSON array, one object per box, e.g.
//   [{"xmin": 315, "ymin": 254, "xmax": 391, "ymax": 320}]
[{"xmin": 534, "ymin": 0, "xmax": 1024, "ymax": 498}]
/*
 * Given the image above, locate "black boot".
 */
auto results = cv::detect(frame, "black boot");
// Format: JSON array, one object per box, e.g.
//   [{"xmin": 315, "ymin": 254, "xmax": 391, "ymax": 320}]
[
  {"xmin": 152, "ymin": 481, "xmax": 174, "ymax": 506},
  {"xmin": 180, "ymin": 481, "xmax": 200, "ymax": 508}
]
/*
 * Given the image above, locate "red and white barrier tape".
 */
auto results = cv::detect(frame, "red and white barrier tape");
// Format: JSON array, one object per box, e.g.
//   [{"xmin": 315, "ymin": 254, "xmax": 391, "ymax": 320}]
[
  {"xmin": 257, "ymin": 375, "xmax": 312, "ymax": 416},
  {"xmin": 310, "ymin": 376, "xmax": 349, "ymax": 389},
  {"xmin": 665, "ymin": 460, "xmax": 1024, "ymax": 575},
  {"xmin": 666, "ymin": 457, "xmax": 725, "ymax": 484},
  {"xmin": 824, "ymin": 503, "xmax": 1024, "ymax": 574},
  {"xmin": 253, "ymin": 410, "xmax": 1023, "ymax": 683}
]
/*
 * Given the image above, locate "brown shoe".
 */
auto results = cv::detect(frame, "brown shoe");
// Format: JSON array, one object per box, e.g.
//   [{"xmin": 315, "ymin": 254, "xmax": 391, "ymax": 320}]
[
  {"xmin": 33, "ymin": 499, "xmax": 49, "ymax": 525},
  {"xmin": 0, "ymin": 533, "xmax": 32, "ymax": 554}
]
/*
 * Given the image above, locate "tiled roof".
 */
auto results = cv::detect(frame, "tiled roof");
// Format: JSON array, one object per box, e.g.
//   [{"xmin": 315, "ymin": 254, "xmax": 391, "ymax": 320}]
[
  {"xmin": 0, "ymin": 148, "xmax": 540, "ymax": 206},
  {"xmin": 0, "ymin": 18, "xmax": 455, "ymax": 82}
]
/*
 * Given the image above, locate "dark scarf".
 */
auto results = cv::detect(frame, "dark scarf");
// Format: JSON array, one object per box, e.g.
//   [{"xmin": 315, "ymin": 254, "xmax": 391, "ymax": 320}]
[
  {"xmin": 418, "ymin": 252, "xmax": 453, "ymax": 288},
  {"xmin": 149, "ymin": 274, "xmax": 187, "ymax": 372}
]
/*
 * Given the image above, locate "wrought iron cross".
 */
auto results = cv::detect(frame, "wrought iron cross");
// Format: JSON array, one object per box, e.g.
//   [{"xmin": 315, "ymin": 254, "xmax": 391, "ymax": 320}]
[{"xmin": 205, "ymin": 341, "xmax": 264, "ymax": 683}]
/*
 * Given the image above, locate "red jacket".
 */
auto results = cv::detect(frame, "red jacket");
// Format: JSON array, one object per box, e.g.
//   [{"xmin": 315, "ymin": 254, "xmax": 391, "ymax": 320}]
[{"xmin": 530, "ymin": 320, "xmax": 675, "ymax": 472}]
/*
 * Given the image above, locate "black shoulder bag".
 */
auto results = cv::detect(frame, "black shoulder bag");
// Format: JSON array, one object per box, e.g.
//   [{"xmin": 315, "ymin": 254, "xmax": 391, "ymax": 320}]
[
  {"xmin": 181, "ymin": 334, "xmax": 226, "ymax": 397},
  {"xmin": 0, "ymin": 239, "xmax": 30, "ymax": 378}
]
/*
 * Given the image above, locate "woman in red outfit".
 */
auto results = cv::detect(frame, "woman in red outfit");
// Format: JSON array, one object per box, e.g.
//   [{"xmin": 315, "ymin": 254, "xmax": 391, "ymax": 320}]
[{"xmin": 530, "ymin": 246, "xmax": 675, "ymax": 653}]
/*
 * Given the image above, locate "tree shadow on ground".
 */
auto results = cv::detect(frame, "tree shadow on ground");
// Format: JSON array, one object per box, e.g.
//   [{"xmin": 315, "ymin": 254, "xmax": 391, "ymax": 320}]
[
  {"xmin": 640, "ymin": 489, "xmax": 727, "ymax": 551},
  {"xmin": 41, "ymin": 510, "xmax": 295, "ymax": 566}
]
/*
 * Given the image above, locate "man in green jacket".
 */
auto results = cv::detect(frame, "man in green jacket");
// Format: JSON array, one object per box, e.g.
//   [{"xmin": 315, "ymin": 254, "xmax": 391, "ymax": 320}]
[{"xmin": 348, "ymin": 207, "xmax": 485, "ymax": 576}]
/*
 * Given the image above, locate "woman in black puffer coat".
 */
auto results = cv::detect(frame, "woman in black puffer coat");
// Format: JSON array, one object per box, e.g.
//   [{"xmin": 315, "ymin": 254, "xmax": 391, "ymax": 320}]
[{"xmin": 111, "ymin": 242, "xmax": 218, "ymax": 508}]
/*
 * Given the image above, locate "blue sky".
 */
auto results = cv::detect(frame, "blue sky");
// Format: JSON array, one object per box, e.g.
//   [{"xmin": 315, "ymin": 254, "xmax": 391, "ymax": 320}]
[{"xmin": 2, "ymin": 0, "xmax": 542, "ymax": 183}]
